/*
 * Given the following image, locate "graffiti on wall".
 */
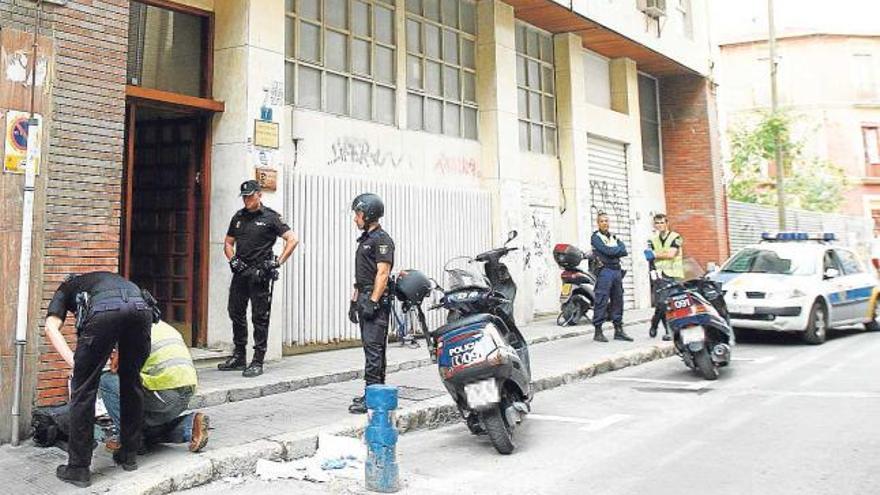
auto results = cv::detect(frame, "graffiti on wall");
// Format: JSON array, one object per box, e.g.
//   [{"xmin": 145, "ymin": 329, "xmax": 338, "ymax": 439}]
[
  {"xmin": 589, "ymin": 179, "xmax": 628, "ymax": 222},
  {"xmin": 434, "ymin": 154, "xmax": 478, "ymax": 177},
  {"xmin": 527, "ymin": 206, "xmax": 556, "ymax": 312},
  {"xmin": 327, "ymin": 137, "xmax": 409, "ymax": 170}
]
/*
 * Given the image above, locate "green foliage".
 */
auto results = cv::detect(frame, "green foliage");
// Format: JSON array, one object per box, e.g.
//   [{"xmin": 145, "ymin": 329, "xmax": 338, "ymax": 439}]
[{"xmin": 727, "ymin": 111, "xmax": 847, "ymax": 213}]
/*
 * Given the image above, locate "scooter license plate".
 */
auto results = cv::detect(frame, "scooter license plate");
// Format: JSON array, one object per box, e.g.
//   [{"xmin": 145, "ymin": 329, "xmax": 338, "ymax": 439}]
[
  {"xmin": 560, "ymin": 283, "xmax": 572, "ymax": 297},
  {"xmin": 465, "ymin": 379, "xmax": 500, "ymax": 409},
  {"xmin": 679, "ymin": 326, "xmax": 704, "ymax": 344}
]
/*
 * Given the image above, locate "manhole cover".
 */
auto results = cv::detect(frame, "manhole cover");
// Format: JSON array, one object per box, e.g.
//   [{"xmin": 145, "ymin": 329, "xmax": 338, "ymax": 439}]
[{"xmin": 396, "ymin": 386, "xmax": 446, "ymax": 401}]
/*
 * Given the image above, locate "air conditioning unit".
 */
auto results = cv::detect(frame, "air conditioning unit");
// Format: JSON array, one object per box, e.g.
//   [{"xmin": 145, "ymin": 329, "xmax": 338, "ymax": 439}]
[{"xmin": 638, "ymin": 0, "xmax": 667, "ymax": 18}]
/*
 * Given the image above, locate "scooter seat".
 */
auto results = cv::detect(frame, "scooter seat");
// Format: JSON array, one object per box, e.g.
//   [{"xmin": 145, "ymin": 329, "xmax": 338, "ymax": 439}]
[{"xmin": 432, "ymin": 313, "xmax": 505, "ymax": 338}]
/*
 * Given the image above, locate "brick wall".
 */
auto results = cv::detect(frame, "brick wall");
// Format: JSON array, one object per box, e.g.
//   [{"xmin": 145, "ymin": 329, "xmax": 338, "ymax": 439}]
[
  {"xmin": 35, "ymin": 0, "xmax": 129, "ymax": 406},
  {"xmin": 659, "ymin": 74, "xmax": 730, "ymax": 268}
]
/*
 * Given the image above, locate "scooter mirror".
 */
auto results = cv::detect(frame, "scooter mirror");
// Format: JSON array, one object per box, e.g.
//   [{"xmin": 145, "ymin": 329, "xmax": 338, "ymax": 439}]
[
  {"xmin": 706, "ymin": 262, "xmax": 719, "ymax": 273},
  {"xmin": 505, "ymin": 230, "xmax": 518, "ymax": 245}
]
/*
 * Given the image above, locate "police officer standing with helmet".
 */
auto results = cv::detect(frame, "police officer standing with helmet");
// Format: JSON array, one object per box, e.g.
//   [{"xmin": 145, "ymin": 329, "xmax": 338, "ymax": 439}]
[
  {"xmin": 219, "ymin": 180, "xmax": 299, "ymax": 377},
  {"xmin": 44, "ymin": 272, "xmax": 157, "ymax": 487},
  {"xmin": 591, "ymin": 212, "xmax": 633, "ymax": 343},
  {"xmin": 347, "ymin": 193, "xmax": 395, "ymax": 414}
]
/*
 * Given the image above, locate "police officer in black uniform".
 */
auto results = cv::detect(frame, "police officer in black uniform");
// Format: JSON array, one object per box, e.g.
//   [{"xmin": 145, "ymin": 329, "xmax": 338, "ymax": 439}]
[
  {"xmin": 347, "ymin": 193, "xmax": 395, "ymax": 414},
  {"xmin": 590, "ymin": 212, "xmax": 633, "ymax": 343},
  {"xmin": 44, "ymin": 272, "xmax": 156, "ymax": 487},
  {"xmin": 218, "ymin": 180, "xmax": 299, "ymax": 377}
]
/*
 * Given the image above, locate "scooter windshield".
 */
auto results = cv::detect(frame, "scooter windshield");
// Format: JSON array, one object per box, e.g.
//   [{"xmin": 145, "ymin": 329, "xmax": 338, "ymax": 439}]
[{"xmin": 443, "ymin": 257, "xmax": 490, "ymax": 290}]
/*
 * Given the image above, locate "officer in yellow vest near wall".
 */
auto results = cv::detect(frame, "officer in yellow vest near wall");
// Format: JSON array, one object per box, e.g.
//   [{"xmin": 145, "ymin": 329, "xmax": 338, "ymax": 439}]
[
  {"xmin": 99, "ymin": 321, "xmax": 209, "ymax": 457},
  {"xmin": 648, "ymin": 213, "xmax": 684, "ymax": 341}
]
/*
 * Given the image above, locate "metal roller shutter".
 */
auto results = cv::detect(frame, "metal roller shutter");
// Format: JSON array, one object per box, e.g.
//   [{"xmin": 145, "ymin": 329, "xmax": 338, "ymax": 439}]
[
  {"xmin": 587, "ymin": 135, "xmax": 635, "ymax": 309},
  {"xmin": 282, "ymin": 172, "xmax": 492, "ymax": 346}
]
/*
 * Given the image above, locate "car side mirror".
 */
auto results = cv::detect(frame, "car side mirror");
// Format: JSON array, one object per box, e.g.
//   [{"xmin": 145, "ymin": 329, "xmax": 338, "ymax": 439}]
[
  {"xmin": 504, "ymin": 230, "xmax": 518, "ymax": 245},
  {"xmin": 824, "ymin": 268, "xmax": 840, "ymax": 279}
]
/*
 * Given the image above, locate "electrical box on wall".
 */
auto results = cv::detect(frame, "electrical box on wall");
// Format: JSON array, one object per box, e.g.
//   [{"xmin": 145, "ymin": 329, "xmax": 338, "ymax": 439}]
[{"xmin": 637, "ymin": 0, "xmax": 667, "ymax": 18}]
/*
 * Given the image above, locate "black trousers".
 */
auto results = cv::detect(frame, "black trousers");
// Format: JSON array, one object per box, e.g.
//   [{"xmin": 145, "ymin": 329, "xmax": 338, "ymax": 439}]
[
  {"xmin": 228, "ymin": 271, "xmax": 273, "ymax": 361},
  {"xmin": 357, "ymin": 294, "xmax": 390, "ymax": 387},
  {"xmin": 68, "ymin": 300, "xmax": 151, "ymax": 469}
]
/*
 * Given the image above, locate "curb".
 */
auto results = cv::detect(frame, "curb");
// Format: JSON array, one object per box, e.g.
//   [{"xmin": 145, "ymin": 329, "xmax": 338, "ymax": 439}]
[
  {"xmin": 112, "ymin": 340, "xmax": 672, "ymax": 495},
  {"xmin": 188, "ymin": 316, "xmax": 653, "ymax": 410}
]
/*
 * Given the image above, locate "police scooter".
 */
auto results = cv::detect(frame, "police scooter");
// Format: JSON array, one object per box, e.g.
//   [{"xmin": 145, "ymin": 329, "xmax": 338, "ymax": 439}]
[
  {"xmin": 552, "ymin": 244, "xmax": 596, "ymax": 326},
  {"xmin": 393, "ymin": 231, "xmax": 531, "ymax": 455},
  {"xmin": 645, "ymin": 250, "xmax": 733, "ymax": 380}
]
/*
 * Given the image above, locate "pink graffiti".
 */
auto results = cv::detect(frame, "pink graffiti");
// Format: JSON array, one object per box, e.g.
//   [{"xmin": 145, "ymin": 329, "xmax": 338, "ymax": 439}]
[{"xmin": 434, "ymin": 155, "xmax": 478, "ymax": 177}]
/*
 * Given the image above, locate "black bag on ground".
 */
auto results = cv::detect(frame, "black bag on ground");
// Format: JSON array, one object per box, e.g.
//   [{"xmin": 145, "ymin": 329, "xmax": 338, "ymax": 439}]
[{"xmin": 32, "ymin": 404, "xmax": 71, "ymax": 447}]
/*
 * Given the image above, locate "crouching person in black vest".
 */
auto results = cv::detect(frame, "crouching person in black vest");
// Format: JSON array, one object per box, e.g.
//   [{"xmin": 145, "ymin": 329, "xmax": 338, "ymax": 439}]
[
  {"xmin": 347, "ymin": 193, "xmax": 395, "ymax": 414},
  {"xmin": 45, "ymin": 272, "xmax": 157, "ymax": 487}
]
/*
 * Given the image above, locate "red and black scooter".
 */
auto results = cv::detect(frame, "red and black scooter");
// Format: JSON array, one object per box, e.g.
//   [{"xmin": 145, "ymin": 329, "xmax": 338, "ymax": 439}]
[{"xmin": 552, "ymin": 244, "xmax": 596, "ymax": 327}]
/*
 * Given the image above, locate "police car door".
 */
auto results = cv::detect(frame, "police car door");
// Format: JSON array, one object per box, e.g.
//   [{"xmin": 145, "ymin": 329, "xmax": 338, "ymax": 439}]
[
  {"xmin": 822, "ymin": 250, "xmax": 848, "ymax": 325},
  {"xmin": 834, "ymin": 248, "xmax": 874, "ymax": 323}
]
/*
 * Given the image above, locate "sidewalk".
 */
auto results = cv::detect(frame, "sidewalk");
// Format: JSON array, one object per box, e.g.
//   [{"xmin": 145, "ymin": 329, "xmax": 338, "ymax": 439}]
[
  {"xmin": 191, "ymin": 308, "xmax": 655, "ymax": 409},
  {"xmin": 0, "ymin": 309, "xmax": 667, "ymax": 495}
]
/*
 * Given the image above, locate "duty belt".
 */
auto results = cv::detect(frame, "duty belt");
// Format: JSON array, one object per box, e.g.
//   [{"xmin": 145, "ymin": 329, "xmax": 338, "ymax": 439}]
[{"xmin": 90, "ymin": 288, "xmax": 144, "ymax": 304}]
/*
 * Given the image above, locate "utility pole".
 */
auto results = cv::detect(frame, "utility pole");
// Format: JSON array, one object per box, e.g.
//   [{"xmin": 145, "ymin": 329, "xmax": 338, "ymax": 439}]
[{"xmin": 768, "ymin": 0, "xmax": 786, "ymax": 229}]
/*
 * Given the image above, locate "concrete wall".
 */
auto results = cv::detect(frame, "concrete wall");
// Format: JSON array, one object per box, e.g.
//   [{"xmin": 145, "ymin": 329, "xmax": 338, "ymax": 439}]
[{"xmin": 568, "ymin": 0, "xmax": 712, "ymax": 75}]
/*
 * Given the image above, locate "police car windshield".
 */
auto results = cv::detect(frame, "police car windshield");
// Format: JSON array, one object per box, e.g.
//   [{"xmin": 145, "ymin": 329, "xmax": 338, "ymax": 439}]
[{"xmin": 721, "ymin": 247, "xmax": 817, "ymax": 276}]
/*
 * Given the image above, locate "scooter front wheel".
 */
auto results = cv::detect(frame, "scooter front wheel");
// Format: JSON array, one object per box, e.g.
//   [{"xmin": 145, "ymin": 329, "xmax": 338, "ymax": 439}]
[
  {"xmin": 556, "ymin": 302, "xmax": 581, "ymax": 327},
  {"xmin": 480, "ymin": 406, "xmax": 515, "ymax": 455}
]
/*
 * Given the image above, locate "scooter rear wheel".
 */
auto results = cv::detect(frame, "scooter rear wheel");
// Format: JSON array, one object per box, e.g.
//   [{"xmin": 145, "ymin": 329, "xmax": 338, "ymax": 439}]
[
  {"xmin": 480, "ymin": 406, "xmax": 515, "ymax": 455},
  {"xmin": 556, "ymin": 302, "xmax": 581, "ymax": 327},
  {"xmin": 694, "ymin": 347, "xmax": 719, "ymax": 381}
]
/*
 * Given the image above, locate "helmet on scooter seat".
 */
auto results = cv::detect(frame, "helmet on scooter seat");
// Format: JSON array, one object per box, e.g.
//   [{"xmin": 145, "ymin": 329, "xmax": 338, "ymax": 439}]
[
  {"xmin": 351, "ymin": 193, "xmax": 385, "ymax": 224},
  {"xmin": 394, "ymin": 269, "xmax": 432, "ymax": 304}
]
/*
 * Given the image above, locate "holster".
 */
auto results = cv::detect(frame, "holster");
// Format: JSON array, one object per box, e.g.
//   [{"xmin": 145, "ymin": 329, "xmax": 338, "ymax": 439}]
[
  {"xmin": 141, "ymin": 288, "xmax": 162, "ymax": 323},
  {"xmin": 74, "ymin": 292, "xmax": 91, "ymax": 332}
]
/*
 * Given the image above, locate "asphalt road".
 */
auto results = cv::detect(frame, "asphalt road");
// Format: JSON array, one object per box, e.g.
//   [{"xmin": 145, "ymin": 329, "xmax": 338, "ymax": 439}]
[{"xmin": 183, "ymin": 328, "xmax": 880, "ymax": 495}]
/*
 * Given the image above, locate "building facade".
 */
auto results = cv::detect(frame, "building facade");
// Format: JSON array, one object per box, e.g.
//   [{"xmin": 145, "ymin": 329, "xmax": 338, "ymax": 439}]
[
  {"xmin": 0, "ymin": 0, "xmax": 727, "ymax": 442},
  {"xmin": 713, "ymin": 1, "xmax": 880, "ymax": 225}
]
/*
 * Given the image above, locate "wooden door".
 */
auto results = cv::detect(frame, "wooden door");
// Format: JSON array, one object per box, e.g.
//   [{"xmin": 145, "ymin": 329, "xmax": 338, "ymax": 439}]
[{"xmin": 129, "ymin": 118, "xmax": 198, "ymax": 344}]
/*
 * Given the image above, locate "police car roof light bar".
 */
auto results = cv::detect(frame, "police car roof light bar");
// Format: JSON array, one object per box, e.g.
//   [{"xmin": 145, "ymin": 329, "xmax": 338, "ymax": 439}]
[{"xmin": 760, "ymin": 232, "xmax": 837, "ymax": 243}]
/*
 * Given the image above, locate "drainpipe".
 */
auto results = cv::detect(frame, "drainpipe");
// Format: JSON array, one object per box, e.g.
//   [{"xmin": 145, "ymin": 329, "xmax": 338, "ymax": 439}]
[{"xmin": 11, "ymin": 0, "xmax": 43, "ymax": 447}]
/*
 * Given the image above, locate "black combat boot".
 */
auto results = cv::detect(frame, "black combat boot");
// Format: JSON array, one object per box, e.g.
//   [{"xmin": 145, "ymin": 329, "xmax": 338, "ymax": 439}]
[
  {"xmin": 242, "ymin": 361, "xmax": 264, "ymax": 378},
  {"xmin": 348, "ymin": 395, "xmax": 367, "ymax": 414},
  {"xmin": 613, "ymin": 324, "xmax": 633, "ymax": 342},
  {"xmin": 56, "ymin": 465, "xmax": 91, "ymax": 488},
  {"xmin": 593, "ymin": 326, "xmax": 608, "ymax": 342},
  {"xmin": 217, "ymin": 350, "xmax": 246, "ymax": 371},
  {"xmin": 112, "ymin": 450, "xmax": 138, "ymax": 471}
]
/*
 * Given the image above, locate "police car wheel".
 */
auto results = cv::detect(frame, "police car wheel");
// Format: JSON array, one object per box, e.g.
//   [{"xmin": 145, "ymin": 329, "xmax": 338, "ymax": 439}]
[
  {"xmin": 803, "ymin": 301, "xmax": 827, "ymax": 345},
  {"xmin": 865, "ymin": 299, "xmax": 880, "ymax": 332}
]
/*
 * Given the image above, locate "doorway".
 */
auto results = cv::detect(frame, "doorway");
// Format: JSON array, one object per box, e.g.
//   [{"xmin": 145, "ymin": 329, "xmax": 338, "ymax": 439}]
[{"xmin": 123, "ymin": 105, "xmax": 209, "ymax": 346}]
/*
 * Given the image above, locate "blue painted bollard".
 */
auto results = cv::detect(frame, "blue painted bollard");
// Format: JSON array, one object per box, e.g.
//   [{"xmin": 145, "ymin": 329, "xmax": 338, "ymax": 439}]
[{"xmin": 365, "ymin": 384, "xmax": 399, "ymax": 493}]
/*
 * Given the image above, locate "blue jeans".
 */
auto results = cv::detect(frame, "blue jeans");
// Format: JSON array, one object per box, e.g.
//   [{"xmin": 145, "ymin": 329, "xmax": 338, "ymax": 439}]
[{"xmin": 99, "ymin": 372, "xmax": 195, "ymax": 444}]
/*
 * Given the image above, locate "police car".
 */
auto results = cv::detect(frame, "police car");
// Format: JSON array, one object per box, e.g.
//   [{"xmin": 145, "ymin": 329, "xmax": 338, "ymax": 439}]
[{"xmin": 707, "ymin": 232, "xmax": 880, "ymax": 344}]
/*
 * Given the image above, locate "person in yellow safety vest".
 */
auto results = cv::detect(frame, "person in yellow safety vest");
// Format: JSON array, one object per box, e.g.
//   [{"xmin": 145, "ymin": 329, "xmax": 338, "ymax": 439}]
[
  {"xmin": 648, "ymin": 213, "xmax": 684, "ymax": 341},
  {"xmin": 99, "ymin": 321, "xmax": 209, "ymax": 454}
]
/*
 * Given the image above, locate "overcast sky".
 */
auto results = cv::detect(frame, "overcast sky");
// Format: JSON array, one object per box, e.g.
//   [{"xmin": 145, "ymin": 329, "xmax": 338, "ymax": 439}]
[{"xmin": 710, "ymin": 0, "xmax": 880, "ymax": 45}]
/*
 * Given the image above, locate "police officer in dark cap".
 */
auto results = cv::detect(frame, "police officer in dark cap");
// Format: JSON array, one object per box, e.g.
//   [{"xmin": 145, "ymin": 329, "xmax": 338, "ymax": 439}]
[
  {"xmin": 347, "ymin": 193, "xmax": 395, "ymax": 414},
  {"xmin": 218, "ymin": 180, "xmax": 299, "ymax": 377},
  {"xmin": 44, "ymin": 272, "xmax": 158, "ymax": 487}
]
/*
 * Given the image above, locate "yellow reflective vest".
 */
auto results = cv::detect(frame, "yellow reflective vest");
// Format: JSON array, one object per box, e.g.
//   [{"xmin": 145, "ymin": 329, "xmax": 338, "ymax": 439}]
[
  {"xmin": 140, "ymin": 321, "xmax": 198, "ymax": 391},
  {"xmin": 650, "ymin": 231, "xmax": 684, "ymax": 279}
]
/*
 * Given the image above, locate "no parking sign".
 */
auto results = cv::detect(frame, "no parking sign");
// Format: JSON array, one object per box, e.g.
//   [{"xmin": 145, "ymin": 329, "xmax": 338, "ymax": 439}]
[{"xmin": 4, "ymin": 110, "xmax": 42, "ymax": 175}]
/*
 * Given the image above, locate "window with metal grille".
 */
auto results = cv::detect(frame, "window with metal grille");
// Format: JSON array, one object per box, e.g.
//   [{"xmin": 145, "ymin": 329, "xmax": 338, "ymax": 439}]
[
  {"xmin": 405, "ymin": 0, "xmax": 477, "ymax": 139},
  {"xmin": 515, "ymin": 22, "xmax": 556, "ymax": 155},
  {"xmin": 285, "ymin": 0, "xmax": 397, "ymax": 125},
  {"xmin": 638, "ymin": 73, "xmax": 662, "ymax": 173}
]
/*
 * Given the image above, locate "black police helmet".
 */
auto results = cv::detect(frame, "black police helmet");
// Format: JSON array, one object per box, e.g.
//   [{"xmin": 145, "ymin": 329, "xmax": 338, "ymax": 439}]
[
  {"xmin": 394, "ymin": 269, "xmax": 431, "ymax": 304},
  {"xmin": 351, "ymin": 193, "xmax": 384, "ymax": 224}
]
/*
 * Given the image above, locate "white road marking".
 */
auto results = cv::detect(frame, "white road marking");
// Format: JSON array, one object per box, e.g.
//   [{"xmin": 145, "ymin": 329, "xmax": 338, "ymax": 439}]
[
  {"xmin": 605, "ymin": 377, "xmax": 710, "ymax": 390},
  {"xmin": 731, "ymin": 355, "xmax": 776, "ymax": 364},
  {"xmin": 742, "ymin": 390, "xmax": 880, "ymax": 399},
  {"xmin": 529, "ymin": 413, "xmax": 632, "ymax": 432}
]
